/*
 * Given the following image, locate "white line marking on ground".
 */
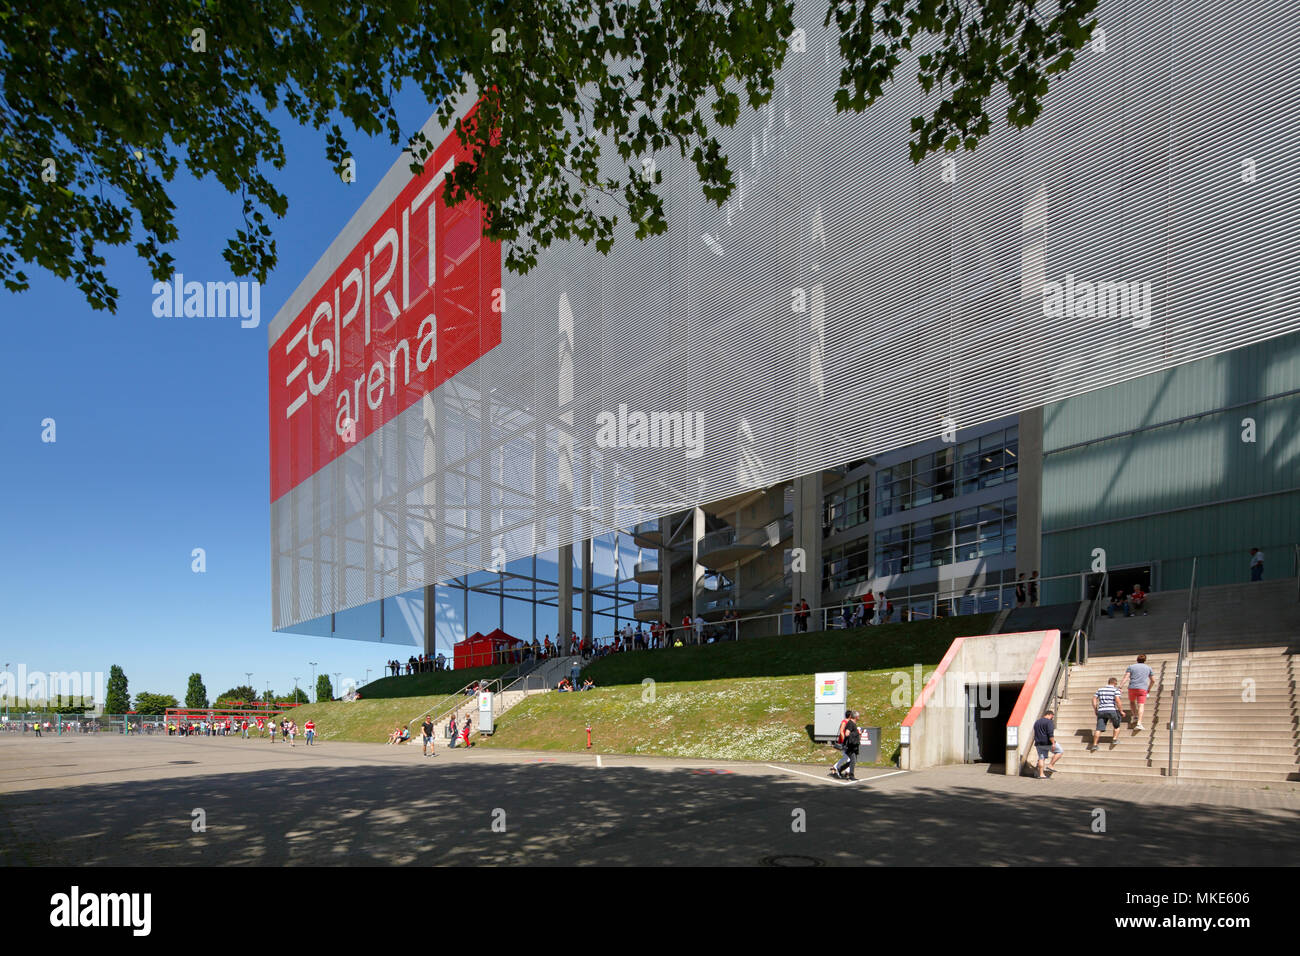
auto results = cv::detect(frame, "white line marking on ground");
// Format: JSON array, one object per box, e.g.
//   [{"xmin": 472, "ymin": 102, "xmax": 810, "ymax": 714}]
[
  {"xmin": 596, "ymin": 755, "xmax": 602, "ymax": 767},
  {"xmin": 764, "ymin": 765, "xmax": 908, "ymax": 786}
]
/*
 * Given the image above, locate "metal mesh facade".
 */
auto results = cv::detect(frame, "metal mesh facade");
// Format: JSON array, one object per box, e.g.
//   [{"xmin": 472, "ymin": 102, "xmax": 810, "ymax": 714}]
[{"xmin": 270, "ymin": 0, "xmax": 1300, "ymax": 630}]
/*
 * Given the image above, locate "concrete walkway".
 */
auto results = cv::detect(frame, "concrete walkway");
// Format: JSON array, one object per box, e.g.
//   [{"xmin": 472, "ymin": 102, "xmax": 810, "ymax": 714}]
[{"xmin": 1, "ymin": 736, "xmax": 1295, "ymax": 866}]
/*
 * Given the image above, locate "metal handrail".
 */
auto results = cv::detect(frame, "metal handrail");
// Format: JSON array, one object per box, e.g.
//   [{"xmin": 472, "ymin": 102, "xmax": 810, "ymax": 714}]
[
  {"xmin": 1167, "ymin": 620, "xmax": 1190, "ymax": 778},
  {"xmin": 407, "ymin": 678, "xmax": 501, "ymax": 730}
]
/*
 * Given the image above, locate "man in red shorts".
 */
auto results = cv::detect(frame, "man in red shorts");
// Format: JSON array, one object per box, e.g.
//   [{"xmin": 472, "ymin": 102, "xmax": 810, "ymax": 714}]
[{"xmin": 1120, "ymin": 654, "xmax": 1154, "ymax": 731}]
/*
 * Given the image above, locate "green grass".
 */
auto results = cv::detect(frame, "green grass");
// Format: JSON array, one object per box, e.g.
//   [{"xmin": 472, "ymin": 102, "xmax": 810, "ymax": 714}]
[
  {"xmin": 475, "ymin": 668, "xmax": 915, "ymax": 766},
  {"xmin": 355, "ymin": 663, "xmax": 509, "ymax": 700},
  {"xmin": 578, "ymin": 615, "xmax": 994, "ymax": 687},
  {"xmin": 271, "ymin": 616, "xmax": 995, "ymax": 759},
  {"xmin": 475, "ymin": 616, "xmax": 995, "ymax": 765}
]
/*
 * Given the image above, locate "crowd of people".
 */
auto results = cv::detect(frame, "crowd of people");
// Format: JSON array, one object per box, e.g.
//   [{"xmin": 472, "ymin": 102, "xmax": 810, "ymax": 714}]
[
  {"xmin": 386, "ymin": 653, "xmax": 449, "ymax": 676},
  {"xmin": 163, "ymin": 715, "xmax": 316, "ymax": 744}
]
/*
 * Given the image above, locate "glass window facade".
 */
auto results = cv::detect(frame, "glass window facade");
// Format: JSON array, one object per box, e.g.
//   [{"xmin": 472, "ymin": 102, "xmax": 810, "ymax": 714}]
[
  {"xmin": 823, "ymin": 477, "xmax": 870, "ymax": 536},
  {"xmin": 876, "ymin": 426, "xmax": 1018, "ymax": 517},
  {"xmin": 873, "ymin": 497, "xmax": 1018, "ymax": 577}
]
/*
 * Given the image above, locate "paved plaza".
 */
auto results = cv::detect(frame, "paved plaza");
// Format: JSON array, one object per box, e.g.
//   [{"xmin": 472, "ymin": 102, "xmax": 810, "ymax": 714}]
[{"xmin": 1, "ymin": 736, "xmax": 1296, "ymax": 866}]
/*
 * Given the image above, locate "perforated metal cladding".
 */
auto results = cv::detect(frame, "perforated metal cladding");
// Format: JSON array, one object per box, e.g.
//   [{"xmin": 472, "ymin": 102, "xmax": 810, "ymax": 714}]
[{"xmin": 271, "ymin": 0, "xmax": 1300, "ymax": 631}]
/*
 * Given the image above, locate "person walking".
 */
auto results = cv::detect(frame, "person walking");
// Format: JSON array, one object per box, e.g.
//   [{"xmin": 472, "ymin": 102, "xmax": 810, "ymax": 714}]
[
  {"xmin": 421, "ymin": 716, "xmax": 436, "ymax": 756},
  {"xmin": 304, "ymin": 719, "xmax": 315, "ymax": 746},
  {"xmin": 830, "ymin": 710, "xmax": 863, "ymax": 780},
  {"xmin": 1090, "ymin": 677, "xmax": 1127, "ymax": 751},
  {"xmin": 1033, "ymin": 709, "xmax": 1063, "ymax": 777},
  {"xmin": 1120, "ymin": 655, "xmax": 1154, "ymax": 732},
  {"xmin": 446, "ymin": 713, "xmax": 459, "ymax": 747},
  {"xmin": 269, "ymin": 720, "xmax": 277, "ymax": 743},
  {"xmin": 460, "ymin": 715, "xmax": 472, "ymax": 749},
  {"xmin": 1249, "ymin": 547, "xmax": 1264, "ymax": 581},
  {"xmin": 1028, "ymin": 571, "xmax": 1039, "ymax": 607},
  {"xmin": 1015, "ymin": 573, "xmax": 1027, "ymax": 608}
]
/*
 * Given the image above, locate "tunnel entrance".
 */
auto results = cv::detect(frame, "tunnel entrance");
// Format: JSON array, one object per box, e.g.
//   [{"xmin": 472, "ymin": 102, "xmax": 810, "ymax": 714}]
[{"xmin": 964, "ymin": 683, "xmax": 1024, "ymax": 765}]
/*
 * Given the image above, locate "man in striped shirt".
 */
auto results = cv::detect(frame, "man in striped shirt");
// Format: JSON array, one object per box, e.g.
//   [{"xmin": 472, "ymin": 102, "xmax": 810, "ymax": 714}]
[{"xmin": 1090, "ymin": 677, "xmax": 1127, "ymax": 751}]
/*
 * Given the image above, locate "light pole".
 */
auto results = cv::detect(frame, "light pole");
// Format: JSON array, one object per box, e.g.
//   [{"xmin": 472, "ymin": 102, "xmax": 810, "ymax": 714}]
[
  {"xmin": 293, "ymin": 677, "xmax": 301, "ymax": 704},
  {"xmin": 364, "ymin": 668, "xmax": 371, "ymax": 686},
  {"xmin": 3, "ymin": 663, "xmax": 9, "ymax": 722},
  {"xmin": 265, "ymin": 682, "xmax": 271, "ymax": 711},
  {"xmin": 245, "ymin": 672, "xmax": 253, "ymax": 705},
  {"xmin": 309, "ymin": 662, "xmax": 318, "ymax": 701}
]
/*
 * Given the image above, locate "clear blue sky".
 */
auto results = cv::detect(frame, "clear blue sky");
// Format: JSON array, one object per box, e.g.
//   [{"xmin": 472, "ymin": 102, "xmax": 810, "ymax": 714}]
[{"xmin": 0, "ymin": 90, "xmax": 441, "ymax": 706}]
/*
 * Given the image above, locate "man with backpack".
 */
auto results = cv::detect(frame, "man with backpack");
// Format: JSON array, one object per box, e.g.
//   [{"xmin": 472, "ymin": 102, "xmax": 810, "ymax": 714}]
[{"xmin": 830, "ymin": 710, "xmax": 864, "ymax": 780}]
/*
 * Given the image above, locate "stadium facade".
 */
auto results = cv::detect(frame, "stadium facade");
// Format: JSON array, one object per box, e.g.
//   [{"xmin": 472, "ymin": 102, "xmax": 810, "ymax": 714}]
[{"xmin": 269, "ymin": 0, "xmax": 1300, "ymax": 654}]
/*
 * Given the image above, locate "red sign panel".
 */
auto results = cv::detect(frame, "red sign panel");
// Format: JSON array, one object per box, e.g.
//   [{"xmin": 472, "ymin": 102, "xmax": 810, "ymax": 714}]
[{"xmin": 269, "ymin": 108, "xmax": 502, "ymax": 501}]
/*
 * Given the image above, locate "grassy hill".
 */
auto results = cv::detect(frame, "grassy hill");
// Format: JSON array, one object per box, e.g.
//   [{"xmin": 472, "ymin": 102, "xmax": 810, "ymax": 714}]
[
  {"xmin": 354, "ymin": 663, "xmax": 509, "ymax": 700},
  {"xmin": 274, "ymin": 616, "xmax": 996, "ymax": 757},
  {"xmin": 477, "ymin": 615, "xmax": 996, "ymax": 765},
  {"xmin": 578, "ymin": 615, "xmax": 993, "ymax": 686}
]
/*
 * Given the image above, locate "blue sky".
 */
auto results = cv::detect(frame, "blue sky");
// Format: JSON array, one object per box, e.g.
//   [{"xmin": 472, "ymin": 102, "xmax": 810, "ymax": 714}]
[{"xmin": 0, "ymin": 89, "xmax": 444, "ymax": 705}]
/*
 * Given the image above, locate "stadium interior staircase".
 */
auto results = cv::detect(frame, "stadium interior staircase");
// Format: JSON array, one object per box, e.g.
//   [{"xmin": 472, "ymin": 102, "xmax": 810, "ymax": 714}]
[{"xmin": 1043, "ymin": 579, "xmax": 1298, "ymax": 786}]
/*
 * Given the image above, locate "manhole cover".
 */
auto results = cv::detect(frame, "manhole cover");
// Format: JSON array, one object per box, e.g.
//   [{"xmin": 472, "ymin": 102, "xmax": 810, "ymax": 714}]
[{"xmin": 761, "ymin": 854, "xmax": 825, "ymax": 867}]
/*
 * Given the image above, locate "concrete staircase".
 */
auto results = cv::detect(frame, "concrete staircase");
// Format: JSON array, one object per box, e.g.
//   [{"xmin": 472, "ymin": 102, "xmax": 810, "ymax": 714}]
[
  {"xmin": 1045, "ymin": 652, "xmax": 1181, "ymax": 782},
  {"xmin": 1043, "ymin": 646, "xmax": 1298, "ymax": 786},
  {"xmin": 1088, "ymin": 579, "xmax": 1300, "ymax": 657},
  {"xmin": 1174, "ymin": 646, "xmax": 1297, "ymax": 784}
]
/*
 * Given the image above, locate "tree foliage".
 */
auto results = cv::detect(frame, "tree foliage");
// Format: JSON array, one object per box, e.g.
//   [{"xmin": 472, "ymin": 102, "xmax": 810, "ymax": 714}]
[
  {"xmin": 316, "ymin": 673, "xmax": 334, "ymax": 702},
  {"xmin": 133, "ymin": 691, "xmax": 179, "ymax": 715},
  {"xmin": 104, "ymin": 664, "xmax": 130, "ymax": 714},
  {"xmin": 1, "ymin": 0, "xmax": 1096, "ymax": 312},
  {"xmin": 215, "ymin": 685, "xmax": 259, "ymax": 706},
  {"xmin": 185, "ymin": 673, "xmax": 209, "ymax": 709}
]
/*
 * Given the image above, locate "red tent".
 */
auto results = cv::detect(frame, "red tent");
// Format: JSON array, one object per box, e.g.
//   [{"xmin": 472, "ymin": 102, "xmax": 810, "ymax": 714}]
[{"xmin": 453, "ymin": 629, "xmax": 522, "ymax": 669}]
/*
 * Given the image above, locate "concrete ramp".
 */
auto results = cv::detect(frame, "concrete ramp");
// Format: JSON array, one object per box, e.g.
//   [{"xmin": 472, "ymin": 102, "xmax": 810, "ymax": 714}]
[{"xmin": 901, "ymin": 630, "xmax": 1061, "ymax": 774}]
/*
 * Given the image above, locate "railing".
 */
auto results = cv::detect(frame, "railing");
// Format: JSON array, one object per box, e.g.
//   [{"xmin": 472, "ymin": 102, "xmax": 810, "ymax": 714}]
[
  {"xmin": 1166, "ymin": 555, "xmax": 1197, "ymax": 778},
  {"xmin": 1167, "ymin": 620, "xmax": 1190, "ymax": 778},
  {"xmin": 407, "ymin": 678, "xmax": 502, "ymax": 731},
  {"xmin": 1294, "ymin": 544, "xmax": 1299, "ymax": 602}
]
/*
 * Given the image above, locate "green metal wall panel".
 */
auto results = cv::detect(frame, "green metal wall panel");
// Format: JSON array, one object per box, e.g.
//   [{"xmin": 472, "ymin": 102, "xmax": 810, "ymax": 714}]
[{"xmin": 1040, "ymin": 331, "xmax": 1300, "ymax": 598}]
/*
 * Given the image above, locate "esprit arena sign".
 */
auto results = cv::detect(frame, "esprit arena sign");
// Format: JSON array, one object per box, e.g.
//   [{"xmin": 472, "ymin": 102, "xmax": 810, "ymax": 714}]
[{"xmin": 268, "ymin": 107, "xmax": 502, "ymax": 500}]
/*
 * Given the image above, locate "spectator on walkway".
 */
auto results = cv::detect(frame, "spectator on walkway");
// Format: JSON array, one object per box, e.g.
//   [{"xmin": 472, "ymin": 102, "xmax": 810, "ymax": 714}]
[
  {"xmin": 446, "ymin": 714, "xmax": 458, "ymax": 744},
  {"xmin": 850, "ymin": 602, "xmax": 864, "ymax": 628},
  {"xmin": 862, "ymin": 590, "xmax": 876, "ymax": 625},
  {"xmin": 796, "ymin": 599, "xmax": 810, "ymax": 632},
  {"xmin": 1121, "ymin": 654, "xmax": 1154, "ymax": 732},
  {"xmin": 1090, "ymin": 678, "xmax": 1126, "ymax": 751},
  {"xmin": 570, "ymin": 660, "xmax": 581, "ymax": 688},
  {"xmin": 1028, "ymin": 571, "xmax": 1039, "ymax": 606},
  {"xmin": 1106, "ymin": 589, "xmax": 1131, "ymax": 618},
  {"xmin": 304, "ymin": 719, "xmax": 315, "ymax": 745},
  {"xmin": 461, "ymin": 716, "xmax": 472, "ymax": 748},
  {"xmin": 883, "ymin": 595, "xmax": 893, "ymax": 624},
  {"xmin": 1129, "ymin": 584, "xmax": 1147, "ymax": 615},
  {"xmin": 1250, "ymin": 547, "xmax": 1264, "ymax": 581},
  {"xmin": 1015, "ymin": 573, "xmax": 1027, "ymax": 608},
  {"xmin": 831, "ymin": 710, "xmax": 862, "ymax": 780},
  {"xmin": 1033, "ymin": 709, "xmax": 1063, "ymax": 777},
  {"xmin": 693, "ymin": 615, "xmax": 704, "ymax": 645},
  {"xmin": 421, "ymin": 717, "xmax": 435, "ymax": 756}
]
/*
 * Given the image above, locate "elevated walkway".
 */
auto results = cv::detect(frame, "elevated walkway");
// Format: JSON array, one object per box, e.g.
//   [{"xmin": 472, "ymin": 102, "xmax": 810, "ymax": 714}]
[{"xmin": 1089, "ymin": 578, "xmax": 1300, "ymax": 657}]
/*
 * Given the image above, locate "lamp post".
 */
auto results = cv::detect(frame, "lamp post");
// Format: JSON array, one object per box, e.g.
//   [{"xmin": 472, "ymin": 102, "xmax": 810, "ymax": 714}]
[
  {"xmin": 293, "ymin": 677, "xmax": 301, "ymax": 704},
  {"xmin": 309, "ymin": 662, "xmax": 318, "ymax": 701},
  {"xmin": 265, "ymin": 682, "xmax": 271, "ymax": 711},
  {"xmin": 3, "ymin": 662, "xmax": 9, "ymax": 722}
]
